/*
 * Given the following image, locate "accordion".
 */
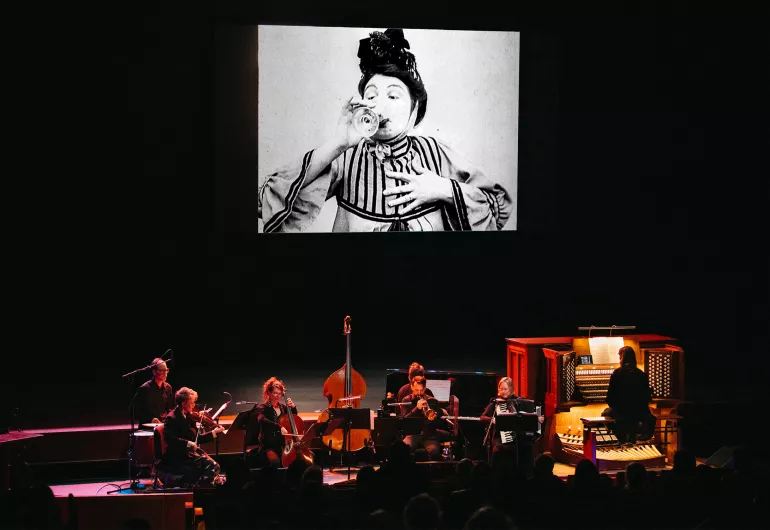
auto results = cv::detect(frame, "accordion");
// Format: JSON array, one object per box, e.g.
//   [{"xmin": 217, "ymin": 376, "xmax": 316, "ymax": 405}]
[{"xmin": 496, "ymin": 399, "xmax": 542, "ymax": 444}]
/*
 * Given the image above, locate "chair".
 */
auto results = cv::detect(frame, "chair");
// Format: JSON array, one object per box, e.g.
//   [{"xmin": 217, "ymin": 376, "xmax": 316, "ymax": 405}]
[
  {"xmin": 152, "ymin": 424, "xmax": 186, "ymax": 488},
  {"xmin": 440, "ymin": 395, "xmax": 462, "ymax": 460}
]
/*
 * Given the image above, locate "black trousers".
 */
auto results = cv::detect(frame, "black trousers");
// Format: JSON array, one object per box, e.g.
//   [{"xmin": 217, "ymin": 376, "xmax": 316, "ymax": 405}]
[
  {"xmin": 603, "ymin": 407, "xmax": 656, "ymax": 444},
  {"xmin": 403, "ymin": 434, "xmax": 442, "ymax": 461},
  {"xmin": 491, "ymin": 441, "xmax": 534, "ymax": 479},
  {"xmin": 246, "ymin": 445, "xmax": 283, "ymax": 468},
  {"xmin": 167, "ymin": 452, "xmax": 220, "ymax": 485}
]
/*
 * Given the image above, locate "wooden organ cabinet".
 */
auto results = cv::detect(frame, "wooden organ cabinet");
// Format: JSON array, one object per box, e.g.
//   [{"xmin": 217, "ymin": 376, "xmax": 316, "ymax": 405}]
[{"xmin": 505, "ymin": 334, "xmax": 685, "ymax": 471}]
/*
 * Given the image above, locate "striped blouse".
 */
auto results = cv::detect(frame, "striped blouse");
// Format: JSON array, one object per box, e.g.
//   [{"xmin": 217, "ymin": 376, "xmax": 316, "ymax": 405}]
[{"xmin": 259, "ymin": 134, "xmax": 512, "ymax": 232}]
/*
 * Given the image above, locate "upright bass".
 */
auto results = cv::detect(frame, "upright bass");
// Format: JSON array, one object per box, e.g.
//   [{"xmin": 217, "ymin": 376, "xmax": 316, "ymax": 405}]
[{"xmin": 317, "ymin": 316, "xmax": 370, "ymax": 452}]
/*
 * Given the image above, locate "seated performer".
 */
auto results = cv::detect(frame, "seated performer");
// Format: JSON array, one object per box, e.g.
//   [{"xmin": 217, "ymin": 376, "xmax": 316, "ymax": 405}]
[
  {"xmin": 134, "ymin": 358, "xmax": 175, "ymax": 426},
  {"xmin": 252, "ymin": 377, "xmax": 297, "ymax": 468},
  {"xmin": 401, "ymin": 376, "xmax": 449, "ymax": 460},
  {"xmin": 162, "ymin": 387, "xmax": 224, "ymax": 485},
  {"xmin": 603, "ymin": 345, "xmax": 656, "ymax": 445},
  {"xmin": 480, "ymin": 377, "xmax": 545, "ymax": 479},
  {"xmin": 395, "ymin": 362, "xmax": 434, "ymax": 416}
]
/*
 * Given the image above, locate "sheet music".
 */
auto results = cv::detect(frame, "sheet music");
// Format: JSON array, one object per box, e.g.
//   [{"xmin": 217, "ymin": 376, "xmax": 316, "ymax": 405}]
[
  {"xmin": 426, "ymin": 379, "xmax": 451, "ymax": 402},
  {"xmin": 588, "ymin": 337, "xmax": 624, "ymax": 365},
  {"xmin": 211, "ymin": 402, "xmax": 229, "ymax": 421}
]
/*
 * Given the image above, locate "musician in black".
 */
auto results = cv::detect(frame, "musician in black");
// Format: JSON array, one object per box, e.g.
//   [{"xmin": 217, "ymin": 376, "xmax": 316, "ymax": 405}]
[
  {"xmin": 134, "ymin": 359, "xmax": 175, "ymax": 426},
  {"xmin": 395, "ymin": 362, "xmax": 434, "ymax": 416},
  {"xmin": 250, "ymin": 377, "xmax": 297, "ymax": 468},
  {"xmin": 480, "ymin": 377, "xmax": 544, "ymax": 479},
  {"xmin": 162, "ymin": 387, "xmax": 224, "ymax": 485},
  {"xmin": 402, "ymin": 376, "xmax": 448, "ymax": 460},
  {"xmin": 603, "ymin": 346, "xmax": 656, "ymax": 445}
]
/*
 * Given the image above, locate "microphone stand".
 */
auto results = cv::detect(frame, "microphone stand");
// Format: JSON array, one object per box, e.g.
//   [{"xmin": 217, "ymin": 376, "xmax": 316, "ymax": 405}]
[
  {"xmin": 106, "ymin": 383, "xmax": 143, "ymax": 494},
  {"xmin": 482, "ymin": 401, "xmax": 495, "ymax": 465},
  {"xmin": 106, "ymin": 351, "xmax": 171, "ymax": 495},
  {"xmin": 509, "ymin": 399, "xmax": 520, "ymax": 472}
]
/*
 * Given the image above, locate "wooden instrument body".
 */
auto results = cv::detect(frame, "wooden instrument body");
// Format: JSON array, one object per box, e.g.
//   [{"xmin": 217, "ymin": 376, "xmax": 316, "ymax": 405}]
[
  {"xmin": 319, "ymin": 365, "xmax": 369, "ymax": 451},
  {"xmin": 318, "ymin": 316, "xmax": 371, "ymax": 452},
  {"xmin": 279, "ymin": 401, "xmax": 314, "ymax": 467}
]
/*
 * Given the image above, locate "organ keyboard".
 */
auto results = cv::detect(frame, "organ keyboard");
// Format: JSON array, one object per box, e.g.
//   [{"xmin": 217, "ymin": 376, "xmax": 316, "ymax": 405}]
[
  {"xmin": 552, "ymin": 417, "xmax": 666, "ymax": 471},
  {"xmin": 574, "ymin": 365, "xmax": 617, "ymax": 402}
]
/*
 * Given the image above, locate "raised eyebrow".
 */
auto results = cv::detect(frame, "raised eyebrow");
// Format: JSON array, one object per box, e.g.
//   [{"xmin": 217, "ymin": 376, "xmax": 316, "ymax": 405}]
[{"xmin": 387, "ymin": 84, "xmax": 407, "ymax": 91}]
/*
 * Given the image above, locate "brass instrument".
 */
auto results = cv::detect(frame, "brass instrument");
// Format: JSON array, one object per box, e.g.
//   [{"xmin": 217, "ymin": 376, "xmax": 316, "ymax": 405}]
[{"xmin": 417, "ymin": 398, "xmax": 438, "ymax": 421}]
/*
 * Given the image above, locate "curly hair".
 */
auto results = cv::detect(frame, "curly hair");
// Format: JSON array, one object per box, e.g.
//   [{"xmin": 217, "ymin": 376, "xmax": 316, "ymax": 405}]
[
  {"xmin": 175, "ymin": 387, "xmax": 198, "ymax": 406},
  {"xmin": 262, "ymin": 377, "xmax": 285, "ymax": 403}
]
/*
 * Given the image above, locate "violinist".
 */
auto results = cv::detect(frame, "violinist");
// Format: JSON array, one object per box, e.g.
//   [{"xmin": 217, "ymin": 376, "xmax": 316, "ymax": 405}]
[
  {"xmin": 162, "ymin": 387, "xmax": 224, "ymax": 485},
  {"xmin": 135, "ymin": 359, "xmax": 175, "ymax": 426},
  {"xmin": 480, "ymin": 377, "xmax": 545, "ymax": 479},
  {"xmin": 252, "ymin": 377, "xmax": 297, "ymax": 468},
  {"xmin": 402, "ymin": 376, "xmax": 446, "ymax": 460}
]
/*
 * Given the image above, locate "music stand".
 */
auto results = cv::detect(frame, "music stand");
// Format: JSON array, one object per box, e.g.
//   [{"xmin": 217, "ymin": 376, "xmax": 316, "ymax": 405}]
[
  {"xmin": 495, "ymin": 412, "xmax": 539, "ymax": 470},
  {"xmin": 325, "ymin": 408, "xmax": 370, "ymax": 480},
  {"xmin": 396, "ymin": 417, "xmax": 424, "ymax": 438},
  {"xmin": 226, "ymin": 410, "xmax": 255, "ymax": 461}
]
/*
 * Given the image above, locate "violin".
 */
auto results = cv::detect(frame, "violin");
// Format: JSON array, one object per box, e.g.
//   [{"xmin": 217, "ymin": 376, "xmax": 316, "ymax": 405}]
[
  {"xmin": 190, "ymin": 392, "xmax": 232, "ymax": 432},
  {"xmin": 190, "ymin": 407, "xmax": 219, "ymax": 431},
  {"xmin": 188, "ymin": 393, "xmax": 232, "ymax": 457}
]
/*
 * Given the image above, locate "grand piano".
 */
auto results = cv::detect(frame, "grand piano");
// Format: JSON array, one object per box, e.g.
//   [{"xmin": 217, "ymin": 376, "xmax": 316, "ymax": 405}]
[
  {"xmin": 377, "ymin": 368, "xmax": 504, "ymax": 458},
  {"xmin": 506, "ymin": 333, "xmax": 685, "ymax": 470}
]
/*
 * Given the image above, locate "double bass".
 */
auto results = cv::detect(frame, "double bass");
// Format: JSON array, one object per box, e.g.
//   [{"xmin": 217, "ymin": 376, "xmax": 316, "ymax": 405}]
[
  {"xmin": 317, "ymin": 316, "xmax": 371, "ymax": 452},
  {"xmin": 279, "ymin": 392, "xmax": 314, "ymax": 467}
]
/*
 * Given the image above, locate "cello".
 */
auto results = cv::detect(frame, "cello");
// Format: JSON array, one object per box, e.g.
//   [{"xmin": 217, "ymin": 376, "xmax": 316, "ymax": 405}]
[
  {"xmin": 279, "ymin": 392, "xmax": 314, "ymax": 467},
  {"xmin": 317, "ymin": 315, "xmax": 370, "ymax": 453}
]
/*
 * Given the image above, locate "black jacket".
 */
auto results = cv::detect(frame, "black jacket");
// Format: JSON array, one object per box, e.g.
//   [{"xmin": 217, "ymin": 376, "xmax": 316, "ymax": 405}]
[
  {"xmin": 162, "ymin": 406, "xmax": 215, "ymax": 465},
  {"xmin": 135, "ymin": 379, "xmax": 174, "ymax": 425},
  {"xmin": 606, "ymin": 364, "xmax": 652, "ymax": 419},
  {"xmin": 254, "ymin": 402, "xmax": 298, "ymax": 452}
]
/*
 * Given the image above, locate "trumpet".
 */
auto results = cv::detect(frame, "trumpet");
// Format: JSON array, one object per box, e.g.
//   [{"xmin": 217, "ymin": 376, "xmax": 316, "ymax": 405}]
[{"xmin": 417, "ymin": 398, "xmax": 438, "ymax": 421}]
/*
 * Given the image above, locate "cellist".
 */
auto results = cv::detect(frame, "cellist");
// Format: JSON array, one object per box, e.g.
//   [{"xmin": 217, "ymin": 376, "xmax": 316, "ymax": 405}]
[
  {"xmin": 253, "ymin": 377, "xmax": 297, "ymax": 468},
  {"xmin": 162, "ymin": 387, "xmax": 224, "ymax": 485}
]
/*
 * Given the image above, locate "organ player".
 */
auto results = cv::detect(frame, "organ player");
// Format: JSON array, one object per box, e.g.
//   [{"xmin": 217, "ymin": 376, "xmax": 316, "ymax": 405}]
[
  {"xmin": 603, "ymin": 345, "xmax": 656, "ymax": 446},
  {"xmin": 480, "ymin": 377, "xmax": 544, "ymax": 479}
]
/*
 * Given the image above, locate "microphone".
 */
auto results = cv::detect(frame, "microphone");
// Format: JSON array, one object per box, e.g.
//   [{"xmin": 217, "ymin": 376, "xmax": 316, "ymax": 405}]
[{"xmin": 235, "ymin": 401, "xmax": 258, "ymax": 405}]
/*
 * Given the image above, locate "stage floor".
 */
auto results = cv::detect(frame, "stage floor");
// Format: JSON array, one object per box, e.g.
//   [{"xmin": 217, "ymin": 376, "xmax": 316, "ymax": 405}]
[
  {"xmin": 49, "ymin": 460, "xmax": 675, "ymax": 500},
  {"xmin": 49, "ymin": 466, "xmax": 363, "ymax": 498}
]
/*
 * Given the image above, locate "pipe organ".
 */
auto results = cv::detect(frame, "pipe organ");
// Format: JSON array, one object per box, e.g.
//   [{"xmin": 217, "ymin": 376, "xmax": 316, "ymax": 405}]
[{"xmin": 505, "ymin": 334, "xmax": 685, "ymax": 469}]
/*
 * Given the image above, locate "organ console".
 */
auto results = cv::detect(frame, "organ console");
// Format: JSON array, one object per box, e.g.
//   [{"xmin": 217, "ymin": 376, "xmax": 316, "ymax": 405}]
[{"xmin": 505, "ymin": 333, "xmax": 685, "ymax": 470}]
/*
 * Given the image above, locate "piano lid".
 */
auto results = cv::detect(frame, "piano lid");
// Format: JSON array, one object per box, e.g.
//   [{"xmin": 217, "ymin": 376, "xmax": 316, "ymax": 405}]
[{"xmin": 384, "ymin": 369, "xmax": 504, "ymax": 418}]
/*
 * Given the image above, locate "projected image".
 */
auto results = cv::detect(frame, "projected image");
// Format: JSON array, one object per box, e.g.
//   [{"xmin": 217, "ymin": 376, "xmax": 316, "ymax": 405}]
[{"xmin": 258, "ymin": 26, "xmax": 519, "ymax": 233}]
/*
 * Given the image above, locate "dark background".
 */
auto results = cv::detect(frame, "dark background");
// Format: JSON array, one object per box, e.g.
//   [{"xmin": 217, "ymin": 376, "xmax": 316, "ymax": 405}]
[{"xmin": 7, "ymin": 4, "xmax": 767, "ymax": 429}]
